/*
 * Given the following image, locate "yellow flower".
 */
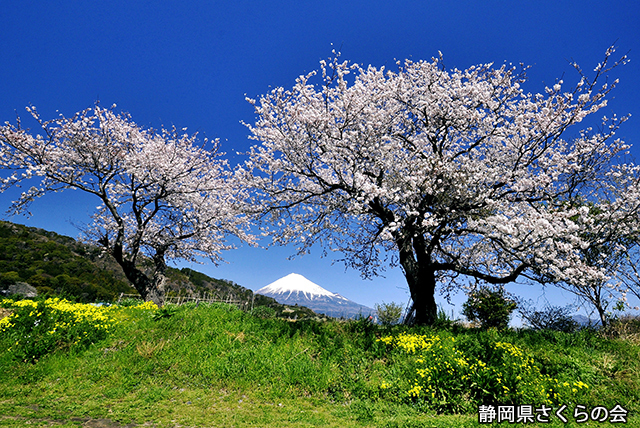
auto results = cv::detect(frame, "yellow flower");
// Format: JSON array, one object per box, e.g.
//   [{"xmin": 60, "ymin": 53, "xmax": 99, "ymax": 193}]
[{"xmin": 408, "ymin": 384, "xmax": 422, "ymax": 397}]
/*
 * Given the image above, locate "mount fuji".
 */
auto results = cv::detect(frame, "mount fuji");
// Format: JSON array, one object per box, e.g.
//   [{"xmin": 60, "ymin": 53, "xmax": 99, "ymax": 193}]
[{"xmin": 255, "ymin": 273, "xmax": 374, "ymax": 319}]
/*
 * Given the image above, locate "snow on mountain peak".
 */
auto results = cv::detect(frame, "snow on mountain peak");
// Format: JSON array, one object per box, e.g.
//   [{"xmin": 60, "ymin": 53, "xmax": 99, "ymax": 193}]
[
  {"xmin": 256, "ymin": 273, "xmax": 337, "ymax": 300},
  {"xmin": 255, "ymin": 273, "xmax": 373, "ymax": 318}
]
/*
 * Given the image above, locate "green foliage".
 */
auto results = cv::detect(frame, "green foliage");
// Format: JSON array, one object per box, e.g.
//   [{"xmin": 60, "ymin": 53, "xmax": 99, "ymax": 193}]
[
  {"xmin": 251, "ymin": 305, "xmax": 276, "ymax": 319},
  {"xmin": 0, "ymin": 221, "xmax": 135, "ymax": 302},
  {"xmin": 0, "ymin": 298, "xmax": 639, "ymax": 426},
  {"xmin": 462, "ymin": 287, "xmax": 517, "ymax": 329},
  {"xmin": 0, "ymin": 271, "xmax": 21, "ymax": 287},
  {"xmin": 151, "ymin": 305, "xmax": 179, "ymax": 320},
  {"xmin": 601, "ymin": 313, "xmax": 640, "ymax": 340},
  {"xmin": 375, "ymin": 301, "xmax": 404, "ymax": 326},
  {"xmin": 519, "ymin": 303, "xmax": 579, "ymax": 333},
  {"xmin": 117, "ymin": 297, "xmax": 144, "ymax": 307},
  {"xmin": 432, "ymin": 307, "xmax": 459, "ymax": 331}
]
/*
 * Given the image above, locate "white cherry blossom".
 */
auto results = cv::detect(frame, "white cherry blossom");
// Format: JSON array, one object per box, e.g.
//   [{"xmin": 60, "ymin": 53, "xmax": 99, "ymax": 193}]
[
  {"xmin": 0, "ymin": 104, "xmax": 252, "ymax": 306},
  {"xmin": 243, "ymin": 47, "xmax": 636, "ymax": 325}
]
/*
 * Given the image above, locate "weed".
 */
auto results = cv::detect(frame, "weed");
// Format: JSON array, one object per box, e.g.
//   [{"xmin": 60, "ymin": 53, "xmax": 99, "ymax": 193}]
[
  {"xmin": 151, "ymin": 305, "xmax": 178, "ymax": 320},
  {"xmin": 135, "ymin": 340, "xmax": 167, "ymax": 358}
]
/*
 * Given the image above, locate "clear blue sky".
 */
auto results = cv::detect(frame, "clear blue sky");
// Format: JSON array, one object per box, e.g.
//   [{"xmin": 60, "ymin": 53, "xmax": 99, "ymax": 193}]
[{"xmin": 1, "ymin": 1, "xmax": 639, "ymax": 322}]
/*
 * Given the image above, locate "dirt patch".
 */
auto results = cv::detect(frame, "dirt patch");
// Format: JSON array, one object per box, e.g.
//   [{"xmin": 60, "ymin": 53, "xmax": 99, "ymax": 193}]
[
  {"xmin": 0, "ymin": 307, "xmax": 13, "ymax": 320},
  {"xmin": 75, "ymin": 417, "xmax": 139, "ymax": 427},
  {"xmin": 0, "ymin": 415, "xmax": 144, "ymax": 427}
]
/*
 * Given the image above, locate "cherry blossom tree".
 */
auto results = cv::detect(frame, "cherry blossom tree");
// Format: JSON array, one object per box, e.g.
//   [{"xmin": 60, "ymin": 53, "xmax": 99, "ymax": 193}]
[
  {"xmin": 0, "ymin": 105, "xmax": 252, "ymax": 306},
  {"xmin": 553, "ymin": 165, "xmax": 640, "ymax": 327},
  {"xmin": 242, "ymin": 47, "xmax": 637, "ymax": 325}
]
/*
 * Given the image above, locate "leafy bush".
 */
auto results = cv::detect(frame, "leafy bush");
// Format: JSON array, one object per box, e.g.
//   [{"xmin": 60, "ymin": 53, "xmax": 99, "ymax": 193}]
[
  {"xmin": 0, "ymin": 271, "xmax": 21, "ymax": 287},
  {"xmin": 375, "ymin": 301, "xmax": 404, "ymax": 326},
  {"xmin": 151, "ymin": 305, "xmax": 179, "ymax": 320},
  {"xmin": 117, "ymin": 297, "xmax": 144, "ymax": 307},
  {"xmin": 251, "ymin": 305, "xmax": 276, "ymax": 319},
  {"xmin": 462, "ymin": 287, "xmax": 516, "ymax": 329},
  {"xmin": 519, "ymin": 303, "xmax": 579, "ymax": 333}
]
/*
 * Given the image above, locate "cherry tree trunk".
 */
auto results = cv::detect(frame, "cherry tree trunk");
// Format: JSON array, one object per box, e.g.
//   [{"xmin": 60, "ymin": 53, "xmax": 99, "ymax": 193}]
[
  {"xmin": 116, "ymin": 257, "xmax": 166, "ymax": 307},
  {"xmin": 144, "ymin": 252, "xmax": 168, "ymax": 307},
  {"xmin": 402, "ymin": 265, "xmax": 438, "ymax": 326},
  {"xmin": 596, "ymin": 303, "xmax": 609, "ymax": 328},
  {"xmin": 145, "ymin": 272, "xmax": 167, "ymax": 308},
  {"xmin": 396, "ymin": 232, "xmax": 438, "ymax": 325}
]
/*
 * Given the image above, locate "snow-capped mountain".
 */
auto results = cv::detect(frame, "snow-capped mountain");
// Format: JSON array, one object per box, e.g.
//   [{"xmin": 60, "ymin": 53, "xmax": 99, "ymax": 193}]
[{"xmin": 255, "ymin": 273, "xmax": 374, "ymax": 319}]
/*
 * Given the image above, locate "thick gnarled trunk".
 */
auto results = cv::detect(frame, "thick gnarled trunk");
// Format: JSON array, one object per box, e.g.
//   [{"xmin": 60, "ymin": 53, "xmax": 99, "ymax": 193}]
[
  {"xmin": 147, "ymin": 251, "xmax": 168, "ymax": 308},
  {"xmin": 116, "ymin": 259, "xmax": 167, "ymax": 308},
  {"xmin": 403, "ymin": 265, "xmax": 438, "ymax": 326},
  {"xmin": 395, "ymin": 231, "xmax": 438, "ymax": 326},
  {"xmin": 110, "ymin": 242, "xmax": 167, "ymax": 307},
  {"xmin": 144, "ymin": 272, "xmax": 167, "ymax": 308}
]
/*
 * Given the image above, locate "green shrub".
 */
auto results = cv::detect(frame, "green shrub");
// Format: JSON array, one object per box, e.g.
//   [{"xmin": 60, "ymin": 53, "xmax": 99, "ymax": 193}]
[
  {"xmin": 0, "ymin": 271, "xmax": 21, "ymax": 287},
  {"xmin": 519, "ymin": 303, "xmax": 579, "ymax": 333},
  {"xmin": 251, "ymin": 305, "xmax": 276, "ymax": 319},
  {"xmin": 117, "ymin": 297, "xmax": 144, "ymax": 307},
  {"xmin": 151, "ymin": 305, "xmax": 179, "ymax": 320},
  {"xmin": 462, "ymin": 287, "xmax": 516, "ymax": 329},
  {"xmin": 375, "ymin": 301, "xmax": 404, "ymax": 326}
]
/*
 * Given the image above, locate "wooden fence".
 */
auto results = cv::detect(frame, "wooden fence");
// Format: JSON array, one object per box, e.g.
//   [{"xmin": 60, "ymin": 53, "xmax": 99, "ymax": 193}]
[{"xmin": 117, "ymin": 292, "xmax": 252, "ymax": 311}]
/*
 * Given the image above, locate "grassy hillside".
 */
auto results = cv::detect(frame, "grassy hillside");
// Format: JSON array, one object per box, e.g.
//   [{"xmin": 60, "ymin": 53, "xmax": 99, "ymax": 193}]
[
  {"xmin": 0, "ymin": 221, "xmax": 318, "ymax": 320},
  {"xmin": 0, "ymin": 221, "xmax": 135, "ymax": 301},
  {"xmin": 0, "ymin": 298, "xmax": 638, "ymax": 427}
]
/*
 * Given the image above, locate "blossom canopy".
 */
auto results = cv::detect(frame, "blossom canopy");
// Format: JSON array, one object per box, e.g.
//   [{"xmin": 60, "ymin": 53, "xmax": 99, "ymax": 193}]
[
  {"xmin": 0, "ymin": 105, "xmax": 252, "ymax": 306},
  {"xmin": 243, "ymin": 47, "xmax": 638, "ymax": 325}
]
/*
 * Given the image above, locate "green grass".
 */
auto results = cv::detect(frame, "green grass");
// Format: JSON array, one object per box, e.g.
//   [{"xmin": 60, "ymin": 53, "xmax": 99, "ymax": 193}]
[{"xmin": 0, "ymin": 300, "xmax": 638, "ymax": 427}]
